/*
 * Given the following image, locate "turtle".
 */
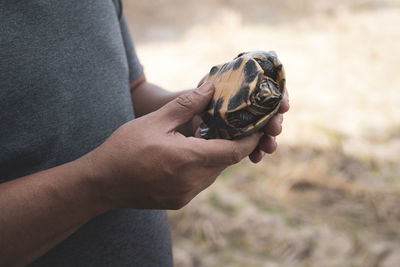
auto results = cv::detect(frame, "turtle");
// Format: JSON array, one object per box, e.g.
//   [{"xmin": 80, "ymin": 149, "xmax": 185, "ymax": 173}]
[{"xmin": 198, "ymin": 51, "xmax": 286, "ymax": 140}]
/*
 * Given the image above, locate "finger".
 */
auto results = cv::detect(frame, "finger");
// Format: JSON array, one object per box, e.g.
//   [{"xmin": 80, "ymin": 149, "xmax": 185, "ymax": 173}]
[
  {"xmin": 264, "ymin": 113, "xmax": 283, "ymax": 136},
  {"xmin": 279, "ymin": 89, "xmax": 290, "ymax": 113},
  {"xmin": 259, "ymin": 135, "xmax": 277, "ymax": 154},
  {"xmin": 194, "ymin": 127, "xmax": 201, "ymax": 138},
  {"xmin": 268, "ymin": 50, "xmax": 278, "ymax": 57},
  {"xmin": 249, "ymin": 149, "xmax": 264, "ymax": 163},
  {"xmin": 191, "ymin": 116, "xmax": 202, "ymax": 136},
  {"xmin": 158, "ymin": 82, "xmax": 215, "ymax": 131},
  {"xmin": 190, "ymin": 132, "xmax": 263, "ymax": 166}
]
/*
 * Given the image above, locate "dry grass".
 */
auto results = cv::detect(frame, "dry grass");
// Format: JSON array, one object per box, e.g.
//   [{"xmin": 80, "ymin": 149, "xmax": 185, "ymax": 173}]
[
  {"xmin": 124, "ymin": 0, "xmax": 400, "ymax": 266},
  {"xmin": 169, "ymin": 146, "xmax": 400, "ymax": 266}
]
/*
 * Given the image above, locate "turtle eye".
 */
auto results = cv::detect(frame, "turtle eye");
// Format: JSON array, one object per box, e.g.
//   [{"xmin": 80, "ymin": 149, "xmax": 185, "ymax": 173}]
[
  {"xmin": 251, "ymin": 81, "xmax": 281, "ymax": 114},
  {"xmin": 267, "ymin": 80, "xmax": 282, "ymax": 98},
  {"xmin": 258, "ymin": 80, "xmax": 281, "ymax": 101}
]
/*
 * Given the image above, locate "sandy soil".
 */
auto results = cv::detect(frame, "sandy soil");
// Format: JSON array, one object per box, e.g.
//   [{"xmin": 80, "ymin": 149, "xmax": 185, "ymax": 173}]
[{"xmin": 124, "ymin": 0, "xmax": 400, "ymax": 266}]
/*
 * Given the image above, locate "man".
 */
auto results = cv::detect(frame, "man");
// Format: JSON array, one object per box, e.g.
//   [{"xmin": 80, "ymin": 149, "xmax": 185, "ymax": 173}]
[{"xmin": 0, "ymin": 0, "xmax": 289, "ymax": 266}]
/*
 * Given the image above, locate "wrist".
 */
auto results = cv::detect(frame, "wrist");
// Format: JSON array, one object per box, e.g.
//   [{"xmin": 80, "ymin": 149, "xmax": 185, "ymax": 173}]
[{"xmin": 70, "ymin": 153, "xmax": 114, "ymax": 215}]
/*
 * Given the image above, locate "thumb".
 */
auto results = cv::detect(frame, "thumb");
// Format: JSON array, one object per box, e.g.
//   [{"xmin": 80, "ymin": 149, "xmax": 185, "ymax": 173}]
[{"xmin": 160, "ymin": 82, "xmax": 214, "ymax": 131}]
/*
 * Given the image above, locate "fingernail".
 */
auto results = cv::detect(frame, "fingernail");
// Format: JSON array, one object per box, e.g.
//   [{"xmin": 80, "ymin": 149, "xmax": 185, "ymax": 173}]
[
  {"xmin": 269, "ymin": 50, "xmax": 278, "ymax": 57},
  {"xmin": 198, "ymin": 82, "xmax": 213, "ymax": 93}
]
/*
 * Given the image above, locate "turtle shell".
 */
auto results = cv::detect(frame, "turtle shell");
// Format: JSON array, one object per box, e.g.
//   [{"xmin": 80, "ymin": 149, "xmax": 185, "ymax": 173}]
[{"xmin": 199, "ymin": 51, "xmax": 286, "ymax": 140}]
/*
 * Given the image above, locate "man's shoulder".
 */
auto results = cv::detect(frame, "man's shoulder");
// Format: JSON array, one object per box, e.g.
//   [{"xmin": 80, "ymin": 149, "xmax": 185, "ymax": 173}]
[{"xmin": 111, "ymin": 0, "xmax": 123, "ymax": 20}]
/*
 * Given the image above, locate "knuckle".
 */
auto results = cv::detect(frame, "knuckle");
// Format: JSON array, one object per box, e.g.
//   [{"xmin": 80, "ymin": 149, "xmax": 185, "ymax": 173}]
[
  {"xmin": 163, "ymin": 150, "xmax": 191, "ymax": 177},
  {"xmin": 280, "ymin": 96, "xmax": 290, "ymax": 112},
  {"xmin": 273, "ymin": 124, "xmax": 283, "ymax": 136},
  {"xmin": 182, "ymin": 141, "xmax": 209, "ymax": 166},
  {"xmin": 266, "ymin": 117, "xmax": 282, "ymax": 136},
  {"xmin": 176, "ymin": 93, "xmax": 194, "ymax": 110},
  {"xmin": 230, "ymin": 146, "xmax": 243, "ymax": 164},
  {"xmin": 191, "ymin": 149, "xmax": 209, "ymax": 166},
  {"xmin": 162, "ymin": 162, "xmax": 176, "ymax": 178},
  {"xmin": 261, "ymin": 136, "xmax": 277, "ymax": 154},
  {"xmin": 277, "ymin": 113, "xmax": 284, "ymax": 122}
]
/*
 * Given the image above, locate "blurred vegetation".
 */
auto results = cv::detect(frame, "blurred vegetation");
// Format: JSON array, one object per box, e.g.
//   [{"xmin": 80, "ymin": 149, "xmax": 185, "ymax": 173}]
[
  {"xmin": 169, "ymin": 145, "xmax": 400, "ymax": 266},
  {"xmin": 124, "ymin": 0, "xmax": 400, "ymax": 266}
]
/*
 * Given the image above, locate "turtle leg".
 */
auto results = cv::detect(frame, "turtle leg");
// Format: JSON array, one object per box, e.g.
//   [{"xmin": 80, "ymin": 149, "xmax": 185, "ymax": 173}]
[
  {"xmin": 226, "ymin": 109, "xmax": 260, "ymax": 129},
  {"xmin": 199, "ymin": 123, "xmax": 215, "ymax": 139}
]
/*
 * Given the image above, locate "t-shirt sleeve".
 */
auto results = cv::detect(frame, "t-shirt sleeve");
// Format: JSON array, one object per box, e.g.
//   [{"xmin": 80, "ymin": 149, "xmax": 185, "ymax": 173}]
[{"xmin": 119, "ymin": 13, "xmax": 144, "ymax": 83}]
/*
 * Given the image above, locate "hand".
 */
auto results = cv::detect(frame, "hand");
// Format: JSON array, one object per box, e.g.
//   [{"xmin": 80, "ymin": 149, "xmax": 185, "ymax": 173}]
[
  {"xmin": 181, "ymin": 90, "xmax": 289, "ymax": 163},
  {"xmin": 85, "ymin": 83, "xmax": 262, "ymax": 210}
]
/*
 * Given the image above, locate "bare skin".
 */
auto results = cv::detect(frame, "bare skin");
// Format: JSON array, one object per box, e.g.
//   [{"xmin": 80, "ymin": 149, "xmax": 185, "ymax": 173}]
[
  {"xmin": 0, "ymin": 73, "xmax": 289, "ymax": 265},
  {"xmin": 130, "ymin": 73, "xmax": 290, "ymax": 163}
]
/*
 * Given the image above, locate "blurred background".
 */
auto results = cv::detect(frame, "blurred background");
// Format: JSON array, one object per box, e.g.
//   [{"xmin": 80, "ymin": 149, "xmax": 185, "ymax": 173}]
[{"xmin": 124, "ymin": 0, "xmax": 400, "ymax": 266}]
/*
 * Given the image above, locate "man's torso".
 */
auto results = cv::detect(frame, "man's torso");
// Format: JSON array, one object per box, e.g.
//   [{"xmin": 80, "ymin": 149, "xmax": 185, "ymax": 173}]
[{"xmin": 0, "ymin": 1, "xmax": 172, "ymax": 265}]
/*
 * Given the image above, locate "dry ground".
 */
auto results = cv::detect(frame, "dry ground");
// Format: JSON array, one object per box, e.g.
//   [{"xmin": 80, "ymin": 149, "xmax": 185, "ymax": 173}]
[{"xmin": 124, "ymin": 0, "xmax": 400, "ymax": 266}]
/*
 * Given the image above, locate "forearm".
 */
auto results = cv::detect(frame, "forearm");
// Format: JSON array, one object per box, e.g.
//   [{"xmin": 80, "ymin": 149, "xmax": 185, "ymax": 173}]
[
  {"xmin": 130, "ymin": 75, "xmax": 190, "ymax": 118},
  {"xmin": 0, "ymin": 156, "xmax": 106, "ymax": 266}
]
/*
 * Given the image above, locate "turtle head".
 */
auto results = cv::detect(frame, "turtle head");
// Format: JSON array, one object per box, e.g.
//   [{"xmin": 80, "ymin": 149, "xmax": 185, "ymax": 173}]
[{"xmin": 250, "ymin": 78, "xmax": 282, "ymax": 114}]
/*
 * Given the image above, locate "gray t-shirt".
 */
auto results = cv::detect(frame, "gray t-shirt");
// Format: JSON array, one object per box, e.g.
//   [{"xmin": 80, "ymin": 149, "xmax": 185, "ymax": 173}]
[{"xmin": 0, "ymin": 1, "xmax": 172, "ymax": 266}]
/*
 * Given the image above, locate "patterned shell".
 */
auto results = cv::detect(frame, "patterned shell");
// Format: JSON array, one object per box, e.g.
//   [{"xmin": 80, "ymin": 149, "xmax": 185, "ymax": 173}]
[{"xmin": 199, "ymin": 51, "xmax": 286, "ymax": 140}]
